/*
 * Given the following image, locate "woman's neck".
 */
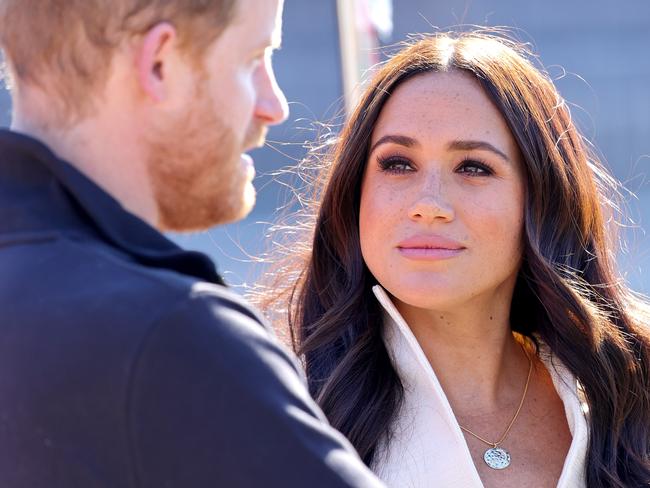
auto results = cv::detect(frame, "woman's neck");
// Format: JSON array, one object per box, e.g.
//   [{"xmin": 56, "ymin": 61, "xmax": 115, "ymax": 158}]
[{"xmin": 394, "ymin": 293, "xmax": 531, "ymax": 415}]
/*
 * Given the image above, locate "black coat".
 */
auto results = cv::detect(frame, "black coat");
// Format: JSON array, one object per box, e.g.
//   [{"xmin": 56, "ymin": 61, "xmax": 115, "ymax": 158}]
[{"xmin": 0, "ymin": 130, "xmax": 383, "ymax": 488}]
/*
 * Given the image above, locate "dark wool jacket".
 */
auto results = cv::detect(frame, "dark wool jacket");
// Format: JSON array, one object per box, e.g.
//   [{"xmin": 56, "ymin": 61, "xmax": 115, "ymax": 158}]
[{"xmin": 0, "ymin": 129, "xmax": 383, "ymax": 488}]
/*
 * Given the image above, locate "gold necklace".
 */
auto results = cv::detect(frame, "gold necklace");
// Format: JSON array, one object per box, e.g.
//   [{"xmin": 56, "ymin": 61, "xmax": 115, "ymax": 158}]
[{"xmin": 458, "ymin": 345, "xmax": 533, "ymax": 470}]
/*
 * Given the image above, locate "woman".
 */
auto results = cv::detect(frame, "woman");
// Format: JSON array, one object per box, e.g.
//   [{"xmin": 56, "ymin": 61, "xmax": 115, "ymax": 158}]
[{"xmin": 257, "ymin": 32, "xmax": 650, "ymax": 487}]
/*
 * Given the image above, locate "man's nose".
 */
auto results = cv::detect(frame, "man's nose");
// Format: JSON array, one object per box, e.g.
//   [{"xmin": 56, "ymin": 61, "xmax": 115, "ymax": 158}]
[{"xmin": 254, "ymin": 57, "xmax": 289, "ymax": 126}]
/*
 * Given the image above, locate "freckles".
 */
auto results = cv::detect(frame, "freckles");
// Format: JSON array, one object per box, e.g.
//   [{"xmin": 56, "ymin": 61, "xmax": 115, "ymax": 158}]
[
  {"xmin": 462, "ymin": 188, "xmax": 524, "ymax": 234},
  {"xmin": 465, "ymin": 197, "xmax": 513, "ymax": 213},
  {"xmin": 361, "ymin": 192, "xmax": 403, "ymax": 240},
  {"xmin": 370, "ymin": 185, "xmax": 407, "ymax": 213}
]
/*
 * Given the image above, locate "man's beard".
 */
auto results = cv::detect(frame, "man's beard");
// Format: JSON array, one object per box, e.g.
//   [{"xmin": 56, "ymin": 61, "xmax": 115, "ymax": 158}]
[{"xmin": 146, "ymin": 88, "xmax": 265, "ymax": 232}]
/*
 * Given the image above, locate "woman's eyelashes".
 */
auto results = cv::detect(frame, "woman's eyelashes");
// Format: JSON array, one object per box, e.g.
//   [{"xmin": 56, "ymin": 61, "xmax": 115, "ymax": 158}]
[
  {"xmin": 376, "ymin": 154, "xmax": 496, "ymax": 177},
  {"xmin": 377, "ymin": 154, "xmax": 415, "ymax": 174},
  {"xmin": 455, "ymin": 158, "xmax": 495, "ymax": 176}
]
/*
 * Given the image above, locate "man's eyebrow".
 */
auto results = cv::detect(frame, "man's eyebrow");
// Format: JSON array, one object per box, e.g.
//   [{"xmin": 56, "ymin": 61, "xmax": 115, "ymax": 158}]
[
  {"xmin": 369, "ymin": 134, "xmax": 419, "ymax": 154},
  {"xmin": 448, "ymin": 139, "xmax": 510, "ymax": 162}
]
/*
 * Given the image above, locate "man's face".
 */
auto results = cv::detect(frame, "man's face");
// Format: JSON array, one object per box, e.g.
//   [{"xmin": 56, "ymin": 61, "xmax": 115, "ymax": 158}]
[{"xmin": 147, "ymin": 0, "xmax": 288, "ymax": 232}]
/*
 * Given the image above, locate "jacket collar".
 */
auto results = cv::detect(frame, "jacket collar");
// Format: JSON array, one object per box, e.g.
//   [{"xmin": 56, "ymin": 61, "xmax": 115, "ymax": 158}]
[
  {"xmin": 370, "ymin": 284, "xmax": 589, "ymax": 487},
  {"xmin": 371, "ymin": 284, "xmax": 585, "ymax": 412},
  {"xmin": 0, "ymin": 129, "xmax": 224, "ymax": 285}
]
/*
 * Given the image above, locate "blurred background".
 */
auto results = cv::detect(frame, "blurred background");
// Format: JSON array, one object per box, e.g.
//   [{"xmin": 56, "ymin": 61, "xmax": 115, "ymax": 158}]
[{"xmin": 2, "ymin": 0, "xmax": 648, "ymax": 293}]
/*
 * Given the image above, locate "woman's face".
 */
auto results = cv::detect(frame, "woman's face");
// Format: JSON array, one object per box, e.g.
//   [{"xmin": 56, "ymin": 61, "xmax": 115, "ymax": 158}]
[{"xmin": 359, "ymin": 70, "xmax": 526, "ymax": 311}]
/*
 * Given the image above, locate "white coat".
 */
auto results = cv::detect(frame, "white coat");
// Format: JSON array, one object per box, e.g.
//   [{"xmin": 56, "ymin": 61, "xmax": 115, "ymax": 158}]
[{"xmin": 371, "ymin": 285, "xmax": 589, "ymax": 488}]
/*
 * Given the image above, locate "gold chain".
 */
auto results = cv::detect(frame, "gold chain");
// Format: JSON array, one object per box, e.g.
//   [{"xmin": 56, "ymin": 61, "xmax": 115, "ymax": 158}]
[{"xmin": 458, "ymin": 344, "xmax": 533, "ymax": 448}]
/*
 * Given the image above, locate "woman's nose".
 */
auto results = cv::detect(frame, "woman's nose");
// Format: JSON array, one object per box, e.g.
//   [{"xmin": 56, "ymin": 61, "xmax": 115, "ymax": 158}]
[{"xmin": 407, "ymin": 181, "xmax": 455, "ymax": 223}]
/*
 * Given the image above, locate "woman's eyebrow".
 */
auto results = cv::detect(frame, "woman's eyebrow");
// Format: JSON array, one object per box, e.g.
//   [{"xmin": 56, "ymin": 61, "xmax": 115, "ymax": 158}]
[
  {"xmin": 448, "ymin": 139, "xmax": 511, "ymax": 163},
  {"xmin": 369, "ymin": 134, "xmax": 419, "ymax": 154},
  {"xmin": 369, "ymin": 135, "xmax": 510, "ymax": 163}
]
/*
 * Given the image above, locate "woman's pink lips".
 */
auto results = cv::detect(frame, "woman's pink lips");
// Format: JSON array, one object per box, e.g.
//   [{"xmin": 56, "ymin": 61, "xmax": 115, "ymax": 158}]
[
  {"xmin": 396, "ymin": 235, "xmax": 465, "ymax": 261},
  {"xmin": 397, "ymin": 247, "xmax": 464, "ymax": 260}
]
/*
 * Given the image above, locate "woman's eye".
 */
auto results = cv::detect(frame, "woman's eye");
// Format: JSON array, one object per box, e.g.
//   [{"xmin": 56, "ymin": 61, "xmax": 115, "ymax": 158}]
[
  {"xmin": 456, "ymin": 160, "xmax": 493, "ymax": 176},
  {"xmin": 377, "ymin": 157, "xmax": 415, "ymax": 174}
]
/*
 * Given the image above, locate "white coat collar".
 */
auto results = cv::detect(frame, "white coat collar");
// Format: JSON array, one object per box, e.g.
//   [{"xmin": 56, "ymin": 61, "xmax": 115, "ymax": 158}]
[{"xmin": 371, "ymin": 285, "xmax": 589, "ymax": 488}]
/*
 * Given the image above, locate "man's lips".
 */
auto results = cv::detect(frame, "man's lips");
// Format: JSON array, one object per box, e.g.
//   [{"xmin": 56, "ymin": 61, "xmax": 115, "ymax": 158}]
[
  {"xmin": 241, "ymin": 153, "xmax": 255, "ymax": 179},
  {"xmin": 396, "ymin": 235, "xmax": 465, "ymax": 260},
  {"xmin": 245, "ymin": 126, "xmax": 268, "ymax": 151}
]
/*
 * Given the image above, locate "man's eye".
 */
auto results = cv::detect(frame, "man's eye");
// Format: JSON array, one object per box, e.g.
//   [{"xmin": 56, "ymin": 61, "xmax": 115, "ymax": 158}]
[
  {"xmin": 377, "ymin": 156, "xmax": 415, "ymax": 174},
  {"xmin": 248, "ymin": 52, "xmax": 266, "ymax": 69}
]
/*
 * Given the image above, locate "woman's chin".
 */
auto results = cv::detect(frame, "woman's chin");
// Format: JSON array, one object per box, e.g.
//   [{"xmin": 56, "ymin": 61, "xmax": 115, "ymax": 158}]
[{"xmin": 384, "ymin": 283, "xmax": 467, "ymax": 312}]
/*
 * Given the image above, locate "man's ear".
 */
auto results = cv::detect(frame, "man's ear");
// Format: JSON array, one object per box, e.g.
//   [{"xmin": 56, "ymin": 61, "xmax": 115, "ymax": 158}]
[{"xmin": 136, "ymin": 22, "xmax": 178, "ymax": 102}]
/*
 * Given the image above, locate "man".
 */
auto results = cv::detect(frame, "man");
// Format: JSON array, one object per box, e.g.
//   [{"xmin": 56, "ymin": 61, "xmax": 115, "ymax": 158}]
[{"xmin": 0, "ymin": 0, "xmax": 384, "ymax": 486}]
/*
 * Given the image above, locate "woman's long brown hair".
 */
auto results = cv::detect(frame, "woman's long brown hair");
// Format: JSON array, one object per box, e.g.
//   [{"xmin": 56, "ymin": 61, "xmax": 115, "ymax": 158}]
[{"xmin": 255, "ymin": 32, "xmax": 650, "ymax": 487}]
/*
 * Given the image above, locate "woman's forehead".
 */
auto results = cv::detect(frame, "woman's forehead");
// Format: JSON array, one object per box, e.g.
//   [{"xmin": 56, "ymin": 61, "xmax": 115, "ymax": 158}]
[{"xmin": 371, "ymin": 71, "xmax": 518, "ymax": 157}]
